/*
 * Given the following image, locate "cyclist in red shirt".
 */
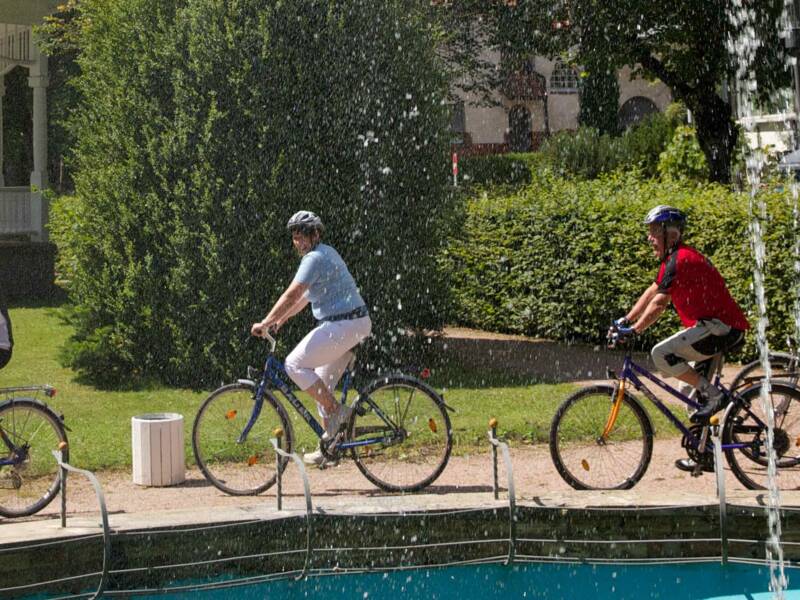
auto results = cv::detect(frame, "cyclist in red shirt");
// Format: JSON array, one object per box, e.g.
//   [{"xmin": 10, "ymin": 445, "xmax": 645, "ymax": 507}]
[{"xmin": 613, "ymin": 206, "xmax": 750, "ymax": 471}]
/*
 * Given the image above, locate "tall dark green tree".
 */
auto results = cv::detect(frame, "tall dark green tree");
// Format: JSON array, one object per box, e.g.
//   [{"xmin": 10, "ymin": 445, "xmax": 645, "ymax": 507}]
[
  {"xmin": 51, "ymin": 0, "xmax": 452, "ymax": 387},
  {"xmin": 489, "ymin": 0, "xmax": 791, "ymax": 183},
  {"xmin": 578, "ymin": 61, "xmax": 620, "ymax": 135}
]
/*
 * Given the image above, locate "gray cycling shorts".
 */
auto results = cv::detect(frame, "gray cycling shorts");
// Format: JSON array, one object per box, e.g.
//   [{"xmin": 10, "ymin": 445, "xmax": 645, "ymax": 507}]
[{"xmin": 651, "ymin": 319, "xmax": 739, "ymax": 378}]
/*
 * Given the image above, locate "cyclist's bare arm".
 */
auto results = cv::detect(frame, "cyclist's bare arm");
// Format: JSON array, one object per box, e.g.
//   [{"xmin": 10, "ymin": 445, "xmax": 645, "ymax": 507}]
[
  {"xmin": 625, "ymin": 282, "xmax": 660, "ymax": 323},
  {"xmin": 279, "ymin": 295, "xmax": 309, "ymax": 325},
  {"xmin": 632, "ymin": 291, "xmax": 670, "ymax": 333},
  {"xmin": 252, "ymin": 281, "xmax": 309, "ymax": 336}
]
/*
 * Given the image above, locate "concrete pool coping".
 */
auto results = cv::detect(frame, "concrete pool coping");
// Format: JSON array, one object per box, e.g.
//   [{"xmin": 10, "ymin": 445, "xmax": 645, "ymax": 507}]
[{"xmin": 2, "ymin": 488, "xmax": 797, "ymax": 545}]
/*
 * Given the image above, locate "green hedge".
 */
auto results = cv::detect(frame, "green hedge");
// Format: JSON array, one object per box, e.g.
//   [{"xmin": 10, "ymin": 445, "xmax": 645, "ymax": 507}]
[{"xmin": 443, "ymin": 171, "xmax": 797, "ymax": 357}]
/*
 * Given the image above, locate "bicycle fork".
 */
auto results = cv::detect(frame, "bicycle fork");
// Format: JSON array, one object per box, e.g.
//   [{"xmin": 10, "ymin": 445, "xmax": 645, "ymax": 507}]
[{"xmin": 601, "ymin": 380, "xmax": 626, "ymax": 440}]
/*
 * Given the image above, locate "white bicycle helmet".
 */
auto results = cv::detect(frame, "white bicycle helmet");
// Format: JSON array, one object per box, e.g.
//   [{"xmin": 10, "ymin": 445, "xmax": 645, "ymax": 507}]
[
  {"xmin": 286, "ymin": 210, "xmax": 323, "ymax": 233},
  {"xmin": 643, "ymin": 205, "xmax": 686, "ymax": 230}
]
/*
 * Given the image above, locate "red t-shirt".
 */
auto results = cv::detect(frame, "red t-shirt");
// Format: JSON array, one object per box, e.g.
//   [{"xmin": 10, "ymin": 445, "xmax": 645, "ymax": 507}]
[{"xmin": 656, "ymin": 244, "xmax": 750, "ymax": 330}]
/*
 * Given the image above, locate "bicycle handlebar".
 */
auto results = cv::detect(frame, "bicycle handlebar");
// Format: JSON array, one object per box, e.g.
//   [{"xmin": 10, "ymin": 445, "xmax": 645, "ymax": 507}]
[{"xmin": 260, "ymin": 329, "xmax": 277, "ymax": 353}]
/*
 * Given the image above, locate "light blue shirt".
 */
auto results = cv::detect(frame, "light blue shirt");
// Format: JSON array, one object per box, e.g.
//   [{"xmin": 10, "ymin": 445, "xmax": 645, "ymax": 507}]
[{"xmin": 293, "ymin": 243, "xmax": 365, "ymax": 320}]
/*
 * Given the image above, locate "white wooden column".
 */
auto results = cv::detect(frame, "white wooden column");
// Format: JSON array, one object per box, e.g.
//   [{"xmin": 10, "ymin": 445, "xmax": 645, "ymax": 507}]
[{"xmin": 28, "ymin": 45, "xmax": 48, "ymax": 242}]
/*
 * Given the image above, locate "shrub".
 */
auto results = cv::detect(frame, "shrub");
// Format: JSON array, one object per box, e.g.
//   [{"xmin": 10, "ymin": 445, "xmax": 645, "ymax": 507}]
[
  {"xmin": 617, "ymin": 111, "xmax": 680, "ymax": 177},
  {"xmin": 657, "ymin": 125, "xmax": 710, "ymax": 181},
  {"xmin": 539, "ymin": 105, "xmax": 685, "ymax": 181},
  {"xmin": 457, "ymin": 153, "xmax": 533, "ymax": 186},
  {"xmin": 52, "ymin": 0, "xmax": 453, "ymax": 387},
  {"xmin": 444, "ymin": 172, "xmax": 796, "ymax": 358},
  {"xmin": 539, "ymin": 128, "xmax": 621, "ymax": 179}
]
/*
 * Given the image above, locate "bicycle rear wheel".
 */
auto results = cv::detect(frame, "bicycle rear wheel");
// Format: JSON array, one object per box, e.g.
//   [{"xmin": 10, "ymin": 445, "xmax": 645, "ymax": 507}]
[
  {"xmin": 192, "ymin": 383, "xmax": 292, "ymax": 495},
  {"xmin": 723, "ymin": 381, "xmax": 800, "ymax": 490},
  {"xmin": 0, "ymin": 399, "xmax": 68, "ymax": 518},
  {"xmin": 348, "ymin": 375, "xmax": 452, "ymax": 492},
  {"xmin": 549, "ymin": 385, "xmax": 653, "ymax": 490},
  {"xmin": 729, "ymin": 352, "xmax": 798, "ymax": 391}
]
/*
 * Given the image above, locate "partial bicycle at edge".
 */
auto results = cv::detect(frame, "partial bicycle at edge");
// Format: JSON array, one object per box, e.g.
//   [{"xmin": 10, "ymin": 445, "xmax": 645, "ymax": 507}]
[{"xmin": 0, "ymin": 385, "xmax": 68, "ymax": 518}]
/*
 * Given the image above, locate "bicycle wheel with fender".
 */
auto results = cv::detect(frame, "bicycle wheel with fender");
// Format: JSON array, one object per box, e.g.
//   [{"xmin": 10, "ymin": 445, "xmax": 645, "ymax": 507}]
[
  {"xmin": 723, "ymin": 381, "xmax": 800, "ymax": 490},
  {"xmin": 549, "ymin": 384, "xmax": 653, "ymax": 490},
  {"xmin": 0, "ymin": 398, "xmax": 68, "ymax": 518},
  {"xmin": 193, "ymin": 383, "xmax": 293, "ymax": 495},
  {"xmin": 348, "ymin": 375, "xmax": 452, "ymax": 492}
]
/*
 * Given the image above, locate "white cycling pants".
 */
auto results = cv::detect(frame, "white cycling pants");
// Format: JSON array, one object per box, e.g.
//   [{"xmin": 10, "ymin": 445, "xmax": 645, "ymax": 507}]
[{"xmin": 285, "ymin": 316, "xmax": 372, "ymax": 416}]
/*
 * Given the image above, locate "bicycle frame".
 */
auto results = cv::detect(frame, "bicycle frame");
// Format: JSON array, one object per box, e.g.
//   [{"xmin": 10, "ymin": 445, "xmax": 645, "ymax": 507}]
[
  {"xmin": 614, "ymin": 354, "xmax": 764, "ymax": 452},
  {"xmin": 239, "ymin": 351, "xmax": 402, "ymax": 452}
]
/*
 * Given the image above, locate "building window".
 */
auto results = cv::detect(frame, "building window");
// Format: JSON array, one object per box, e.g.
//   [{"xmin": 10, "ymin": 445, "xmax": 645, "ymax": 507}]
[
  {"xmin": 618, "ymin": 96, "xmax": 659, "ymax": 130},
  {"xmin": 550, "ymin": 59, "xmax": 579, "ymax": 93}
]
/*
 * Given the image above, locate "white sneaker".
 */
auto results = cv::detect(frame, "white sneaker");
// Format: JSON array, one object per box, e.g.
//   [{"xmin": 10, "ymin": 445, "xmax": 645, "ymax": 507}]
[
  {"xmin": 325, "ymin": 405, "xmax": 353, "ymax": 439},
  {"xmin": 303, "ymin": 448, "xmax": 325, "ymax": 466}
]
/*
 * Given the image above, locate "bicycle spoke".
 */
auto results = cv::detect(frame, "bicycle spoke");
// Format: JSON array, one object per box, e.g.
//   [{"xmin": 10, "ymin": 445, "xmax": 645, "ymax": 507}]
[
  {"xmin": 192, "ymin": 385, "xmax": 291, "ymax": 495},
  {"xmin": 0, "ymin": 400, "xmax": 67, "ymax": 518},
  {"xmin": 350, "ymin": 378, "xmax": 451, "ymax": 492},
  {"xmin": 725, "ymin": 382, "xmax": 800, "ymax": 490},
  {"xmin": 550, "ymin": 386, "xmax": 652, "ymax": 490}
]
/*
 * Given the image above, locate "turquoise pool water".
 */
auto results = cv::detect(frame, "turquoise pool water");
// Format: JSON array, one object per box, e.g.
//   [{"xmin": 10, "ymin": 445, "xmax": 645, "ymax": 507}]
[{"xmin": 140, "ymin": 562, "xmax": 798, "ymax": 599}]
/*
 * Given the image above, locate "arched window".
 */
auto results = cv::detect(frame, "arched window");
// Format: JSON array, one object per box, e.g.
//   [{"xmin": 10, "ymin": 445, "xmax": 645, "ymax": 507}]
[
  {"xmin": 549, "ymin": 59, "xmax": 579, "ymax": 93},
  {"xmin": 508, "ymin": 105, "xmax": 532, "ymax": 152},
  {"xmin": 618, "ymin": 96, "xmax": 659, "ymax": 130}
]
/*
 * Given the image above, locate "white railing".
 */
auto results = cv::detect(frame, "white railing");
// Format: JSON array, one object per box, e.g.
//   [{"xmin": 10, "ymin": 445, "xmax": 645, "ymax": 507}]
[
  {"xmin": 0, "ymin": 24, "xmax": 33, "ymax": 68},
  {"xmin": 0, "ymin": 187, "xmax": 33, "ymax": 235}
]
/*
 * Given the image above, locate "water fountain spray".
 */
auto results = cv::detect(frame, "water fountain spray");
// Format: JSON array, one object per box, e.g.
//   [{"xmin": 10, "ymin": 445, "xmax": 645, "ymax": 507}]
[{"xmin": 728, "ymin": 1, "xmax": 788, "ymax": 596}]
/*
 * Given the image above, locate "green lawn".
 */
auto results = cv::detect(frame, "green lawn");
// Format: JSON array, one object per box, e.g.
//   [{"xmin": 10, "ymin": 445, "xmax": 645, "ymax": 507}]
[{"xmin": 0, "ymin": 301, "xmax": 675, "ymax": 473}]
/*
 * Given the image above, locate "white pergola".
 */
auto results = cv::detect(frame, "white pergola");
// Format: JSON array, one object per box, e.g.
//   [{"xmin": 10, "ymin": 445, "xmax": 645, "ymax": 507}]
[{"xmin": 0, "ymin": 1, "xmax": 58, "ymax": 242}]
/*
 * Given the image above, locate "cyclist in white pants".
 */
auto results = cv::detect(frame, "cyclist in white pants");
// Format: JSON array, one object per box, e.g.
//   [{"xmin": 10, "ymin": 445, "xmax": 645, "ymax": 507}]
[{"xmin": 251, "ymin": 211, "xmax": 371, "ymax": 465}]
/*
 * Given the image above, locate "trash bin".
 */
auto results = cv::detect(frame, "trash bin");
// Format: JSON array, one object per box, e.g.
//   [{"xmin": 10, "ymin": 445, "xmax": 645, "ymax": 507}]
[{"xmin": 131, "ymin": 413, "xmax": 185, "ymax": 486}]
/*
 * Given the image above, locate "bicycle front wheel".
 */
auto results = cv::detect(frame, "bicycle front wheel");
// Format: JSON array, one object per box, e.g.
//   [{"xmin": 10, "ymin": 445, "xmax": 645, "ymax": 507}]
[
  {"xmin": 549, "ymin": 385, "xmax": 653, "ymax": 490},
  {"xmin": 349, "ymin": 375, "xmax": 452, "ymax": 492},
  {"xmin": 0, "ymin": 399, "xmax": 68, "ymax": 518},
  {"xmin": 192, "ymin": 383, "xmax": 293, "ymax": 496},
  {"xmin": 724, "ymin": 381, "xmax": 800, "ymax": 490}
]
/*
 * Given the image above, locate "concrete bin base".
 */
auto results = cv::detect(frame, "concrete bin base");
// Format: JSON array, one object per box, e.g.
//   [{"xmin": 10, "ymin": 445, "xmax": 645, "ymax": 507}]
[{"xmin": 131, "ymin": 413, "xmax": 185, "ymax": 486}]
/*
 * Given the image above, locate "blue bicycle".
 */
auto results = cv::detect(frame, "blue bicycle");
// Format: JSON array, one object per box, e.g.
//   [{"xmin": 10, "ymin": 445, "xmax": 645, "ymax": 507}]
[
  {"xmin": 192, "ymin": 333, "xmax": 453, "ymax": 494},
  {"xmin": 549, "ymin": 333, "xmax": 800, "ymax": 491}
]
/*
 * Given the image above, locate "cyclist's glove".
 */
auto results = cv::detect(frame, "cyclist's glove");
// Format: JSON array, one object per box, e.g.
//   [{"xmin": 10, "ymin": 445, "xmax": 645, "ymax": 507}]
[
  {"xmin": 614, "ymin": 317, "xmax": 630, "ymax": 328},
  {"xmin": 607, "ymin": 324, "xmax": 636, "ymax": 346}
]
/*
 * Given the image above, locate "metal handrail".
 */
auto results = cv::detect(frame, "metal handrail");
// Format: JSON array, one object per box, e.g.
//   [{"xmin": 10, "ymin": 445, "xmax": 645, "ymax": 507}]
[
  {"xmin": 270, "ymin": 433, "xmax": 313, "ymax": 580},
  {"xmin": 51, "ymin": 449, "xmax": 111, "ymax": 599},
  {"xmin": 487, "ymin": 418, "xmax": 516, "ymax": 565}
]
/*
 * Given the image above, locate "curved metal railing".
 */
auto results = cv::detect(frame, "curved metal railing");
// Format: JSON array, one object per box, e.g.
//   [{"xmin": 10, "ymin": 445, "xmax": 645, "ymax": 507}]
[
  {"xmin": 487, "ymin": 418, "xmax": 516, "ymax": 565},
  {"xmin": 270, "ymin": 431, "xmax": 313, "ymax": 580},
  {"xmin": 51, "ymin": 448, "xmax": 111, "ymax": 599}
]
